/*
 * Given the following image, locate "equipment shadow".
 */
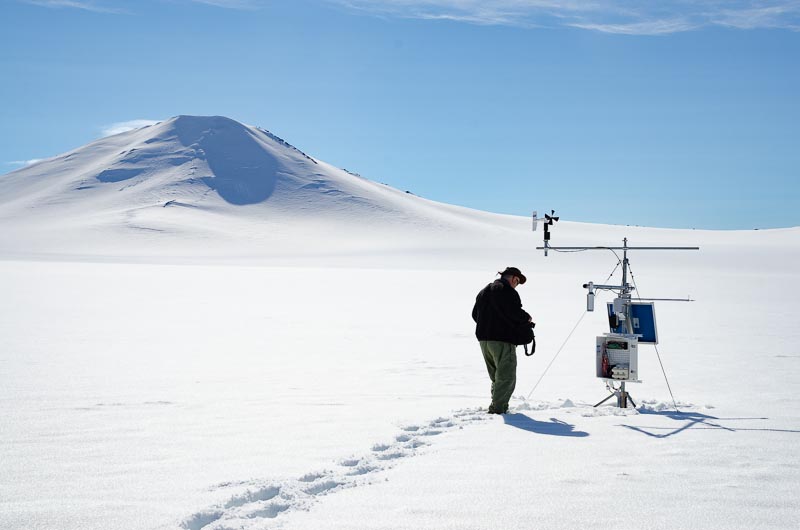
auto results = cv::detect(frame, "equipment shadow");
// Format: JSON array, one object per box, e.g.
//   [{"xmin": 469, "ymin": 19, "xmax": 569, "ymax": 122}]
[
  {"xmin": 620, "ymin": 409, "xmax": 800, "ymax": 438},
  {"xmin": 503, "ymin": 413, "xmax": 589, "ymax": 437}
]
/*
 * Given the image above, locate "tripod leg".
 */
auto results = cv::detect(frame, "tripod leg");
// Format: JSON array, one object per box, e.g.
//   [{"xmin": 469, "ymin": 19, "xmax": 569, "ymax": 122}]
[{"xmin": 594, "ymin": 393, "xmax": 616, "ymax": 408}]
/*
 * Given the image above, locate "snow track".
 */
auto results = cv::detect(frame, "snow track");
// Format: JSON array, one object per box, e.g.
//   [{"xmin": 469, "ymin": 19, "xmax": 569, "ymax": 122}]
[
  {"xmin": 181, "ymin": 410, "xmax": 488, "ymax": 530},
  {"xmin": 180, "ymin": 399, "xmax": 709, "ymax": 529}
]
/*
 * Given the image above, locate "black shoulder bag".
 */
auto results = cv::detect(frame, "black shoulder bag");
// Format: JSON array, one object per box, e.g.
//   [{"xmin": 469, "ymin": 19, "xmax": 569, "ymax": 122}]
[{"xmin": 511, "ymin": 322, "xmax": 536, "ymax": 356}]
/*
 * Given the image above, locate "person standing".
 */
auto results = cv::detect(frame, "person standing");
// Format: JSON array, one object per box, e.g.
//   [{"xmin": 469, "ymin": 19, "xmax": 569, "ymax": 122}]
[{"xmin": 472, "ymin": 267, "xmax": 533, "ymax": 414}]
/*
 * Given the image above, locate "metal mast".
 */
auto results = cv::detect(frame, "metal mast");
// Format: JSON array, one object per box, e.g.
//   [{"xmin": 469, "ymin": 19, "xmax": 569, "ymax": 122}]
[{"xmin": 532, "ymin": 211, "xmax": 699, "ymax": 408}]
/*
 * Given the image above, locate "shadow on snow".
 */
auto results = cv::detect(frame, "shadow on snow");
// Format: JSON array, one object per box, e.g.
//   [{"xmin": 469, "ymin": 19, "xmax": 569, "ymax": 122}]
[
  {"xmin": 503, "ymin": 413, "xmax": 589, "ymax": 437},
  {"xmin": 620, "ymin": 409, "xmax": 800, "ymax": 438}
]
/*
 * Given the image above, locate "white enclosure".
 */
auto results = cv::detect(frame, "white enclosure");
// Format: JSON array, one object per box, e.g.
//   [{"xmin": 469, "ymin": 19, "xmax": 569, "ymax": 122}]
[{"xmin": 596, "ymin": 334, "xmax": 640, "ymax": 382}]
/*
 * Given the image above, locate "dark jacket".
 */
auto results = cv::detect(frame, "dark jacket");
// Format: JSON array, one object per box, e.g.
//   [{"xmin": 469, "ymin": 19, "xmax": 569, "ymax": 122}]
[{"xmin": 472, "ymin": 278, "xmax": 532, "ymax": 344}]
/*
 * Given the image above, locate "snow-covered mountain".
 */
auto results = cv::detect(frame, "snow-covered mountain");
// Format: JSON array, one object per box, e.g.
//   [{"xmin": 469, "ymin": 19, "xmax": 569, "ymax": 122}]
[
  {"xmin": 0, "ymin": 115, "xmax": 524, "ymax": 262},
  {"xmin": 0, "ymin": 115, "xmax": 399, "ymax": 212}
]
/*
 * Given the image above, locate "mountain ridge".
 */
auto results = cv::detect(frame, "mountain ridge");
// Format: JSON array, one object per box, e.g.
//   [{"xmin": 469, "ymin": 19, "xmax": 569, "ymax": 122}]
[{"xmin": 0, "ymin": 115, "xmax": 524, "ymax": 262}]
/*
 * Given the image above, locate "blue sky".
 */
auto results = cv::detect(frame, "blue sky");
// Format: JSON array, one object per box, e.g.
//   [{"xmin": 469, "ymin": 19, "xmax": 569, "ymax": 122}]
[{"xmin": 1, "ymin": 0, "xmax": 798, "ymax": 229}]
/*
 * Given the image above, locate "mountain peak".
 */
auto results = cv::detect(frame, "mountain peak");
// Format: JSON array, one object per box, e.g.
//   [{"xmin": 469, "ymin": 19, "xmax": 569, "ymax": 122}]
[
  {"xmin": 163, "ymin": 115, "xmax": 244, "ymax": 142},
  {"xmin": 147, "ymin": 115, "xmax": 282, "ymax": 205},
  {"xmin": 0, "ymin": 115, "xmax": 499, "ymax": 261}
]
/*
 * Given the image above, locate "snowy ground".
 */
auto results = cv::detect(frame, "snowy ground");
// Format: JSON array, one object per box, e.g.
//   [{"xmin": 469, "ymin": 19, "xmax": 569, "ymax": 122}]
[{"xmin": 2, "ymin": 221, "xmax": 799, "ymax": 530}]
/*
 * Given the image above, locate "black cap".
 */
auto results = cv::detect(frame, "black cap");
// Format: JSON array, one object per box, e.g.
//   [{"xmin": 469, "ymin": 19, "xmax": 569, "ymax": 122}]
[{"xmin": 499, "ymin": 266, "xmax": 526, "ymax": 284}]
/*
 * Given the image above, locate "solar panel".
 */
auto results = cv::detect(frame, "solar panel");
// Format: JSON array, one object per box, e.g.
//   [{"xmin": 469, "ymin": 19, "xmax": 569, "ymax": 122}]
[{"xmin": 606, "ymin": 301, "xmax": 659, "ymax": 344}]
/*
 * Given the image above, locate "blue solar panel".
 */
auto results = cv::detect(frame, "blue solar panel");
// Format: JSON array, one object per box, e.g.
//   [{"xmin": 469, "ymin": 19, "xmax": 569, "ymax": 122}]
[
  {"xmin": 630, "ymin": 302, "xmax": 658, "ymax": 344},
  {"xmin": 606, "ymin": 302, "xmax": 658, "ymax": 344}
]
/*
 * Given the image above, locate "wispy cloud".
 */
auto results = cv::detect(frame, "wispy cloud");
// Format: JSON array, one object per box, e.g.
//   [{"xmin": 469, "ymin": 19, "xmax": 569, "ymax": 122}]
[
  {"xmin": 23, "ymin": 0, "xmax": 261, "ymax": 13},
  {"xmin": 330, "ymin": 0, "xmax": 800, "ymax": 35},
  {"xmin": 7, "ymin": 159, "xmax": 45, "ymax": 167},
  {"xmin": 568, "ymin": 18, "xmax": 700, "ymax": 36},
  {"xmin": 716, "ymin": 4, "xmax": 800, "ymax": 30},
  {"xmin": 24, "ymin": 0, "xmax": 129, "ymax": 14},
  {"xmin": 101, "ymin": 119, "xmax": 160, "ymax": 137},
  {"xmin": 20, "ymin": 0, "xmax": 800, "ymax": 32},
  {"xmin": 187, "ymin": 0, "xmax": 260, "ymax": 8}
]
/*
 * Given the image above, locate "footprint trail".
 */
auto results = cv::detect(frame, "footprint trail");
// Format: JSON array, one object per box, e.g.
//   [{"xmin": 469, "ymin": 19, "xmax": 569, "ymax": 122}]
[{"xmin": 182, "ymin": 408, "xmax": 488, "ymax": 530}]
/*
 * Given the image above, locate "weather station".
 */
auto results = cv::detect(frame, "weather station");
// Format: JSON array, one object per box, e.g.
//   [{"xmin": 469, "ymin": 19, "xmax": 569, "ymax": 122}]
[{"xmin": 531, "ymin": 211, "xmax": 699, "ymax": 408}]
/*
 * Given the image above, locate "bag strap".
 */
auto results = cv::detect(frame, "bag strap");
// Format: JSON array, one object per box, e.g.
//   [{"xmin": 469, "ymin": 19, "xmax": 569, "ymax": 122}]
[{"xmin": 524, "ymin": 324, "xmax": 536, "ymax": 357}]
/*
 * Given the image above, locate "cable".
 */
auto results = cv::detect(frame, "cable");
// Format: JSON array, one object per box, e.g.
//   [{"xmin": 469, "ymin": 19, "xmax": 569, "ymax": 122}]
[
  {"xmin": 603, "ymin": 254, "xmax": 622, "ymax": 283},
  {"xmin": 526, "ymin": 309, "xmax": 587, "ymax": 400},
  {"xmin": 652, "ymin": 343, "xmax": 679, "ymax": 412},
  {"xmin": 628, "ymin": 263, "xmax": 680, "ymax": 412},
  {"xmin": 552, "ymin": 248, "xmax": 589, "ymax": 253}
]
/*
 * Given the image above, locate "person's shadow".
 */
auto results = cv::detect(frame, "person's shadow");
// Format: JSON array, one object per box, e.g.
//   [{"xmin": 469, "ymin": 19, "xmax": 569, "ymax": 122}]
[{"xmin": 503, "ymin": 413, "xmax": 589, "ymax": 437}]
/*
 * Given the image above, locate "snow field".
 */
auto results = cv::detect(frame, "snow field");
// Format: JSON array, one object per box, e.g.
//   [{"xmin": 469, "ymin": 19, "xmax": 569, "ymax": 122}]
[{"xmin": 1, "ymin": 228, "xmax": 799, "ymax": 530}]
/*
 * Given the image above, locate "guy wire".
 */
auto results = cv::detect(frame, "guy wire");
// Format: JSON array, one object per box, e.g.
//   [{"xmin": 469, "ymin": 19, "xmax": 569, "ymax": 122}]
[
  {"xmin": 628, "ymin": 264, "xmax": 681, "ymax": 412},
  {"xmin": 526, "ymin": 310, "xmax": 587, "ymax": 400},
  {"xmin": 604, "ymin": 250, "xmax": 622, "ymax": 282}
]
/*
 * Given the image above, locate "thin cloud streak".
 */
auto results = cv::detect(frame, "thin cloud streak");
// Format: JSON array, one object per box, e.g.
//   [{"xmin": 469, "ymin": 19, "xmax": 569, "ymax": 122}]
[
  {"xmin": 330, "ymin": 1, "xmax": 800, "ymax": 34},
  {"xmin": 716, "ymin": 4, "xmax": 800, "ymax": 30},
  {"xmin": 188, "ymin": 0, "xmax": 260, "ymax": 8},
  {"xmin": 23, "ymin": 0, "xmax": 260, "ymax": 12},
  {"xmin": 7, "ymin": 159, "xmax": 45, "ymax": 167},
  {"xmin": 569, "ymin": 18, "xmax": 699, "ymax": 36},
  {"xmin": 24, "ymin": 0, "xmax": 129, "ymax": 14},
  {"xmin": 19, "ymin": 0, "xmax": 800, "ymax": 32},
  {"xmin": 101, "ymin": 120, "xmax": 160, "ymax": 137}
]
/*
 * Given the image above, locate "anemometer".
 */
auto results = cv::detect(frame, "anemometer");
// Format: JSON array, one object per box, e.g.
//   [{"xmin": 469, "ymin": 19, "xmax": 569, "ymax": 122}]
[{"xmin": 532, "ymin": 211, "xmax": 699, "ymax": 408}]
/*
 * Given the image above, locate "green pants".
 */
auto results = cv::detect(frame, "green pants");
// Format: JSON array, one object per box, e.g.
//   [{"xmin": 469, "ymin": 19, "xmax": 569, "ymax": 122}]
[{"xmin": 479, "ymin": 340, "xmax": 517, "ymax": 413}]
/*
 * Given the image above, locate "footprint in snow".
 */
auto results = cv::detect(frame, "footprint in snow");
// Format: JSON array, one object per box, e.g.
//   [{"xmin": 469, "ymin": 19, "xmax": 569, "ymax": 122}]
[
  {"xmin": 181, "ymin": 407, "xmax": 488, "ymax": 529},
  {"xmin": 298, "ymin": 471, "xmax": 328, "ymax": 483}
]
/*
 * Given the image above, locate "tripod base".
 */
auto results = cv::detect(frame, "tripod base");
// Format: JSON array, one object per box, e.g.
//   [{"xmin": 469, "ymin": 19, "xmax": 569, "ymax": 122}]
[{"xmin": 594, "ymin": 382, "xmax": 637, "ymax": 408}]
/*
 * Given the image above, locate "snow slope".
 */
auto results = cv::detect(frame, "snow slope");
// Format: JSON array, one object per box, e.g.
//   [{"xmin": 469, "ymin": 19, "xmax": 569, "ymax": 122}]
[
  {"xmin": 0, "ymin": 115, "xmax": 521, "ymax": 265},
  {"xmin": 1, "ymin": 117, "xmax": 799, "ymax": 530}
]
